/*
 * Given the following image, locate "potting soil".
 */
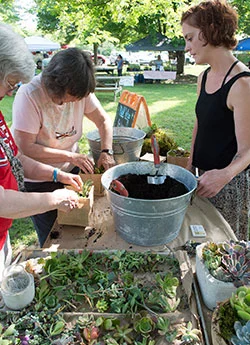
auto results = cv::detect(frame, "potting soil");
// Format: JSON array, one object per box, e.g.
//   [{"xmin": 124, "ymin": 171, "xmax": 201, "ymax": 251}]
[{"xmin": 114, "ymin": 173, "xmax": 188, "ymax": 199}]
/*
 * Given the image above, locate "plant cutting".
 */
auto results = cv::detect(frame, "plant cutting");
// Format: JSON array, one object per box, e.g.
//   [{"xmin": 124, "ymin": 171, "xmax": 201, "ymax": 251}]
[
  {"xmin": 196, "ymin": 240, "xmax": 250, "ymax": 310},
  {"xmin": 80, "ymin": 166, "xmax": 105, "ymax": 197},
  {"xmin": 0, "ymin": 311, "xmax": 202, "ymax": 345}
]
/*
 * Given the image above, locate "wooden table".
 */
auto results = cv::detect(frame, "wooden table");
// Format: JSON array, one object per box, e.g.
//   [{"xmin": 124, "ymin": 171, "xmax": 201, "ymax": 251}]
[
  {"xmin": 44, "ymin": 195, "xmax": 236, "ymax": 345},
  {"xmin": 95, "ymin": 65, "xmax": 116, "ymax": 74},
  {"xmin": 95, "ymin": 75, "xmax": 122, "ymax": 101}
]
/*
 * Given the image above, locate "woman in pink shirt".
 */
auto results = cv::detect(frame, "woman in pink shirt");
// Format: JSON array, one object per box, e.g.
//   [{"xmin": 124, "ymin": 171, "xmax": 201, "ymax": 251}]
[{"xmin": 12, "ymin": 48, "xmax": 115, "ymax": 247}]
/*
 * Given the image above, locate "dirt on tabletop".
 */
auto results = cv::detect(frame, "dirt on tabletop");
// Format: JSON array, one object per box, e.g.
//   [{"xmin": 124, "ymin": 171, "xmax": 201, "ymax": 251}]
[{"xmin": 114, "ymin": 173, "xmax": 188, "ymax": 199}]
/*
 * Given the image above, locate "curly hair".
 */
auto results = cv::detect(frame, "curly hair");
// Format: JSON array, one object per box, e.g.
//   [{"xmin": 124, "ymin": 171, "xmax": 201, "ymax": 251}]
[
  {"xmin": 42, "ymin": 48, "xmax": 96, "ymax": 99},
  {"xmin": 181, "ymin": 0, "xmax": 238, "ymax": 49}
]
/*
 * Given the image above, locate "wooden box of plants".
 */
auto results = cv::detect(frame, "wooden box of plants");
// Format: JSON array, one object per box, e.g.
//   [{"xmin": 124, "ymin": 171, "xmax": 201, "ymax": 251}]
[
  {"xmin": 0, "ymin": 249, "xmax": 204, "ymax": 345},
  {"xmin": 57, "ymin": 180, "xmax": 94, "ymax": 227},
  {"xmin": 80, "ymin": 166, "xmax": 105, "ymax": 197},
  {"xmin": 167, "ymin": 148, "xmax": 190, "ymax": 169}
]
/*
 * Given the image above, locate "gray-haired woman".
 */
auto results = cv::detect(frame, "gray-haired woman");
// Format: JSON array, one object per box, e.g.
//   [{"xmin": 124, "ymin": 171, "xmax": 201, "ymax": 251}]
[{"xmin": 0, "ymin": 22, "xmax": 82, "ymax": 280}]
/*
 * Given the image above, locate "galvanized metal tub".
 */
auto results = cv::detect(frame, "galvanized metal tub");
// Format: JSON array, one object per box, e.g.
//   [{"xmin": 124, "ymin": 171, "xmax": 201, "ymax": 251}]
[
  {"xmin": 101, "ymin": 162, "xmax": 197, "ymax": 246},
  {"xmin": 86, "ymin": 127, "xmax": 146, "ymax": 165}
]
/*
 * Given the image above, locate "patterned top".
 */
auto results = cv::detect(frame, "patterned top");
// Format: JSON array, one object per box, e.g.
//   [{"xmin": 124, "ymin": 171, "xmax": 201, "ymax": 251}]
[{"xmin": 0, "ymin": 111, "xmax": 19, "ymax": 249}]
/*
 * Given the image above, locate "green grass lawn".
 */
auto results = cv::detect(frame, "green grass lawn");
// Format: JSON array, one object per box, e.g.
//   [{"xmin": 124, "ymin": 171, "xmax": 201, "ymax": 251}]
[{"xmin": 1, "ymin": 64, "xmax": 204, "ymax": 252}]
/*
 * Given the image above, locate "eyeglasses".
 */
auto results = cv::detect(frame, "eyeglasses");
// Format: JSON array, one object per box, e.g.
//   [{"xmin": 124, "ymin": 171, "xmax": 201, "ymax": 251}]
[{"xmin": 6, "ymin": 80, "xmax": 19, "ymax": 93}]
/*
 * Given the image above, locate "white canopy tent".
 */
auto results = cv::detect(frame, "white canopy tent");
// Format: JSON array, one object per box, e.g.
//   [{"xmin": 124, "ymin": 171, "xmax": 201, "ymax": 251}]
[{"xmin": 24, "ymin": 36, "xmax": 60, "ymax": 52}]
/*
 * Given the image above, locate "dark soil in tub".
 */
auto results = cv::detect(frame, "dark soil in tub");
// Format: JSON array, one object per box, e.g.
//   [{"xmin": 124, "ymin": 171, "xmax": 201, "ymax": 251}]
[{"xmin": 112, "ymin": 173, "xmax": 188, "ymax": 199}]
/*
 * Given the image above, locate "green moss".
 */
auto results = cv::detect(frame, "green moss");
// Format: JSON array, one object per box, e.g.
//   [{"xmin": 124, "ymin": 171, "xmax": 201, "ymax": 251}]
[{"xmin": 217, "ymin": 300, "xmax": 238, "ymax": 341}]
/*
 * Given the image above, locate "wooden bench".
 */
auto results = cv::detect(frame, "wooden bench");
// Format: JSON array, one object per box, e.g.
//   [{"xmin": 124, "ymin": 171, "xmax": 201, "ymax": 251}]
[{"xmin": 95, "ymin": 85, "xmax": 123, "ymax": 101}]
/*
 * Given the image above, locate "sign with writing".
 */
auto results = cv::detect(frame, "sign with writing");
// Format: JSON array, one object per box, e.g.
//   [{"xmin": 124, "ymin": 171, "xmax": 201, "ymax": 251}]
[
  {"xmin": 113, "ymin": 90, "xmax": 151, "ymax": 129},
  {"xmin": 114, "ymin": 103, "xmax": 136, "ymax": 127}
]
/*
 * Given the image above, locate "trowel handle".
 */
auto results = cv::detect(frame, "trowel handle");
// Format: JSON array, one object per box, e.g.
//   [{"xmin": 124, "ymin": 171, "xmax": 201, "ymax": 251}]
[
  {"xmin": 151, "ymin": 135, "xmax": 160, "ymax": 167},
  {"xmin": 110, "ymin": 179, "xmax": 129, "ymax": 197}
]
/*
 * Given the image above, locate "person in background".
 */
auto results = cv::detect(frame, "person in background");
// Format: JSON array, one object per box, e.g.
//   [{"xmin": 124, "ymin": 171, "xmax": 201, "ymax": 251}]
[
  {"xmin": 0, "ymin": 22, "xmax": 82, "ymax": 277},
  {"xmin": 154, "ymin": 55, "xmax": 164, "ymax": 71},
  {"xmin": 181, "ymin": 0, "xmax": 250, "ymax": 240},
  {"xmin": 12, "ymin": 47, "xmax": 116, "ymax": 247},
  {"xmin": 116, "ymin": 54, "xmax": 124, "ymax": 76},
  {"xmin": 41, "ymin": 53, "xmax": 51, "ymax": 70}
]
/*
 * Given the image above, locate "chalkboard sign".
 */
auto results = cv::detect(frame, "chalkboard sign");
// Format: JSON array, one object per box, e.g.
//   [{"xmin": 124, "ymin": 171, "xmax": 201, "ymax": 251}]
[
  {"xmin": 114, "ymin": 103, "xmax": 136, "ymax": 127},
  {"xmin": 114, "ymin": 90, "xmax": 151, "ymax": 128}
]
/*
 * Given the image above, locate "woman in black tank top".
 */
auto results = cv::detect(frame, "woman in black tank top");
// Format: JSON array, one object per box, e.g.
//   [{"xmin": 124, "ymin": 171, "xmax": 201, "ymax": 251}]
[{"xmin": 181, "ymin": 1, "xmax": 250, "ymax": 241}]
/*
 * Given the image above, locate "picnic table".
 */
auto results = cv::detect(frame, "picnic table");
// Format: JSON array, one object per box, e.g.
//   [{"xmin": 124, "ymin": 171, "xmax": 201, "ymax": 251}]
[
  {"xmin": 95, "ymin": 65, "xmax": 116, "ymax": 74},
  {"xmin": 95, "ymin": 75, "xmax": 122, "ymax": 101}
]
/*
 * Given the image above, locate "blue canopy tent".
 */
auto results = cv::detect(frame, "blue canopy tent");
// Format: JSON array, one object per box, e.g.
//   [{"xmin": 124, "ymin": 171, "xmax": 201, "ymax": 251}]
[{"xmin": 235, "ymin": 38, "xmax": 250, "ymax": 51}]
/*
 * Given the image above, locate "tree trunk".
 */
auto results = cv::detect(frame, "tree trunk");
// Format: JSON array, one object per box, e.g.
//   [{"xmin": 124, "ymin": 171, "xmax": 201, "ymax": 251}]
[
  {"xmin": 176, "ymin": 51, "xmax": 185, "ymax": 75},
  {"xmin": 93, "ymin": 43, "xmax": 98, "ymax": 65}
]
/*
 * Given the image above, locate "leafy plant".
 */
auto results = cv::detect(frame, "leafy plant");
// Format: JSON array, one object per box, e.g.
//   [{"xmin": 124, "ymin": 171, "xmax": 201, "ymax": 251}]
[
  {"xmin": 202, "ymin": 240, "xmax": 250, "ymax": 286},
  {"xmin": 216, "ymin": 286, "xmax": 250, "ymax": 342},
  {"xmin": 230, "ymin": 286, "xmax": 250, "ymax": 321},
  {"xmin": 141, "ymin": 123, "xmax": 177, "ymax": 156},
  {"xmin": 168, "ymin": 147, "xmax": 190, "ymax": 157},
  {"xmin": 231, "ymin": 320, "xmax": 250, "ymax": 345},
  {"xmin": 0, "ymin": 324, "xmax": 16, "ymax": 345},
  {"xmin": 94, "ymin": 165, "xmax": 105, "ymax": 174},
  {"xmin": 134, "ymin": 316, "xmax": 155, "ymax": 334},
  {"xmin": 181, "ymin": 321, "xmax": 201, "ymax": 344},
  {"xmin": 78, "ymin": 179, "xmax": 93, "ymax": 197}
]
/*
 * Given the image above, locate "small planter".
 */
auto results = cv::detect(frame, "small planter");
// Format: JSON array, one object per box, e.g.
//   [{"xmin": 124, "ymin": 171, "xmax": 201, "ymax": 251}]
[
  {"xmin": 196, "ymin": 243, "xmax": 236, "ymax": 310},
  {"xmin": 167, "ymin": 148, "xmax": 190, "ymax": 169},
  {"xmin": 57, "ymin": 185, "xmax": 94, "ymax": 227},
  {"xmin": 1, "ymin": 264, "xmax": 35, "ymax": 310},
  {"xmin": 80, "ymin": 173, "xmax": 104, "ymax": 197}
]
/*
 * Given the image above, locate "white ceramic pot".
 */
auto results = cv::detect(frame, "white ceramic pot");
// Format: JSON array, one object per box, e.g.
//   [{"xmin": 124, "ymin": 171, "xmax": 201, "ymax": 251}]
[
  {"xmin": 0, "ymin": 265, "xmax": 35, "ymax": 310},
  {"xmin": 196, "ymin": 243, "xmax": 236, "ymax": 310}
]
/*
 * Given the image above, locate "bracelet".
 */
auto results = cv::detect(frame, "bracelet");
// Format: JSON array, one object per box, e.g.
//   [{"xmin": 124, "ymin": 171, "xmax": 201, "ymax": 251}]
[{"xmin": 53, "ymin": 168, "xmax": 59, "ymax": 183}]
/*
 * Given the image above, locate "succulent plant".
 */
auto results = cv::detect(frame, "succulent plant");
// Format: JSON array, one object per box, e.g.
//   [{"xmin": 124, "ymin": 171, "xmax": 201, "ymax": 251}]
[
  {"xmin": 231, "ymin": 320, "xmax": 250, "ymax": 345},
  {"xmin": 202, "ymin": 240, "xmax": 250, "ymax": 286},
  {"xmin": 230, "ymin": 286, "xmax": 250, "ymax": 321}
]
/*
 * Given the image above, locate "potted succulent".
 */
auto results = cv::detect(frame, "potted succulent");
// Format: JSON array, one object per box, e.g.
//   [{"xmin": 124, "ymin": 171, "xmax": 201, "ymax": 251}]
[
  {"xmin": 212, "ymin": 286, "xmax": 250, "ymax": 345},
  {"xmin": 196, "ymin": 240, "xmax": 250, "ymax": 310},
  {"xmin": 167, "ymin": 147, "xmax": 190, "ymax": 168},
  {"xmin": 57, "ymin": 179, "xmax": 94, "ymax": 227}
]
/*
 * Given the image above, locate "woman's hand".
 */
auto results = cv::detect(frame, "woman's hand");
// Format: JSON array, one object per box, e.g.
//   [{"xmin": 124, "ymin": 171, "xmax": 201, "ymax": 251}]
[
  {"xmin": 52, "ymin": 189, "xmax": 79, "ymax": 213},
  {"xmin": 97, "ymin": 152, "xmax": 116, "ymax": 171},
  {"xmin": 196, "ymin": 169, "xmax": 232, "ymax": 198},
  {"xmin": 57, "ymin": 171, "xmax": 83, "ymax": 192},
  {"xmin": 70, "ymin": 153, "xmax": 94, "ymax": 173}
]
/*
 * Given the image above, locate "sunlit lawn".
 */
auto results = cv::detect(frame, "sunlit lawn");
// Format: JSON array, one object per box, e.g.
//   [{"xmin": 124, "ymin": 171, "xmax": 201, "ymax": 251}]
[{"xmin": 2, "ymin": 64, "xmax": 206, "ymax": 252}]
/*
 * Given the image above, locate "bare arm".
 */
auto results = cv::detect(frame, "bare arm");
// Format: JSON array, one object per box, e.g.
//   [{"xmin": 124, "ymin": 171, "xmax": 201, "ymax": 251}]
[
  {"xmin": 18, "ymin": 153, "xmax": 83, "ymax": 191},
  {"xmin": 197, "ymin": 76, "xmax": 250, "ymax": 197},
  {"xmin": 14, "ymin": 130, "xmax": 94, "ymax": 174},
  {"xmin": 0, "ymin": 186, "xmax": 79, "ymax": 219},
  {"xmin": 85, "ymin": 106, "xmax": 116, "ymax": 170}
]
